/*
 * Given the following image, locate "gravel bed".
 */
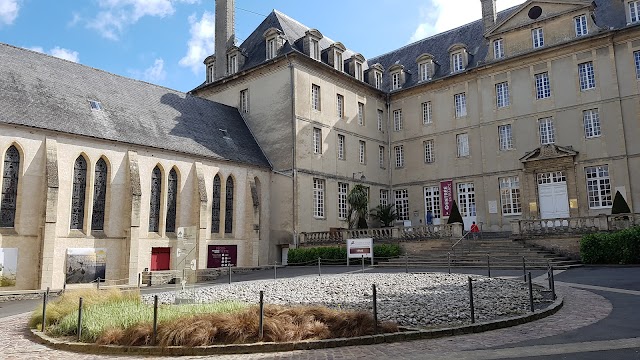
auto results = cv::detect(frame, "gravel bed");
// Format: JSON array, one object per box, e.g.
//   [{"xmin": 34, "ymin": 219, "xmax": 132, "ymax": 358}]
[{"xmin": 143, "ymin": 273, "xmax": 547, "ymax": 328}]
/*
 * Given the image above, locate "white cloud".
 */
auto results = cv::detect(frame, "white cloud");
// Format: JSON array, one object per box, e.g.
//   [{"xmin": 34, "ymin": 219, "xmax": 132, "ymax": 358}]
[
  {"xmin": 26, "ymin": 46, "xmax": 80, "ymax": 63},
  {"xmin": 143, "ymin": 58, "xmax": 167, "ymax": 82},
  {"xmin": 410, "ymin": 0, "xmax": 527, "ymax": 42},
  {"xmin": 179, "ymin": 11, "xmax": 215, "ymax": 74},
  {"xmin": 0, "ymin": 0, "xmax": 19, "ymax": 26}
]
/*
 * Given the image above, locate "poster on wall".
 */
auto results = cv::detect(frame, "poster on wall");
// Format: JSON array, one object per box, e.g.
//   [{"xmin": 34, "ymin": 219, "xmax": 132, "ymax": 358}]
[
  {"xmin": 65, "ymin": 248, "xmax": 106, "ymax": 284},
  {"xmin": 0, "ymin": 248, "xmax": 18, "ymax": 287},
  {"xmin": 440, "ymin": 180, "xmax": 454, "ymax": 217}
]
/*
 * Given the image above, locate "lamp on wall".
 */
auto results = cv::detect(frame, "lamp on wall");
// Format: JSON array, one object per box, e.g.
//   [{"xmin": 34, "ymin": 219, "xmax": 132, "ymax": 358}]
[{"xmin": 352, "ymin": 172, "xmax": 366, "ymax": 181}]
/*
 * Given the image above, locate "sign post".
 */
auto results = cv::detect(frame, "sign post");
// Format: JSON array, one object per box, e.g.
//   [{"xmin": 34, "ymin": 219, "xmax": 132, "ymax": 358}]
[{"xmin": 346, "ymin": 238, "xmax": 374, "ymax": 266}]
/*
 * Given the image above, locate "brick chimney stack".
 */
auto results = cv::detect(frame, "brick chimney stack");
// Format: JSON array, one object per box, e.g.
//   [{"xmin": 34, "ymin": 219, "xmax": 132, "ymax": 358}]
[
  {"xmin": 480, "ymin": 0, "xmax": 497, "ymax": 33},
  {"xmin": 214, "ymin": 0, "xmax": 235, "ymax": 80}
]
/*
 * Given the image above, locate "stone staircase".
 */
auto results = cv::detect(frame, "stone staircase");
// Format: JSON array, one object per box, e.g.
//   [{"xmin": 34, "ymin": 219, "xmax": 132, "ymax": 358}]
[{"xmin": 376, "ymin": 233, "xmax": 582, "ymax": 270}]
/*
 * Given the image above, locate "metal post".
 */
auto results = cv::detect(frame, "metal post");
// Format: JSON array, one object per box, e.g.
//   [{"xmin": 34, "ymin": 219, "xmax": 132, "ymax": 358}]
[
  {"xmin": 527, "ymin": 272, "xmax": 534, "ymax": 313},
  {"xmin": 372, "ymin": 284, "xmax": 378, "ymax": 334},
  {"xmin": 228, "ymin": 264, "xmax": 232, "ymax": 284},
  {"xmin": 258, "ymin": 291, "xmax": 264, "ymax": 340},
  {"xmin": 522, "ymin": 256, "xmax": 527, "ymax": 282},
  {"xmin": 153, "ymin": 295, "xmax": 159, "ymax": 345},
  {"xmin": 41, "ymin": 291, "xmax": 48, "ymax": 332},
  {"xmin": 63, "ymin": 280, "xmax": 66, "ymax": 293},
  {"xmin": 362, "ymin": 255, "xmax": 365, "ymax": 273},
  {"xmin": 547, "ymin": 267, "xmax": 553, "ymax": 290},
  {"xmin": 273, "ymin": 262, "xmax": 277, "ymax": 280},
  {"xmin": 550, "ymin": 266, "xmax": 556, "ymax": 300},
  {"xmin": 487, "ymin": 254, "xmax": 491, "ymax": 278},
  {"xmin": 405, "ymin": 254, "xmax": 408, "ymax": 274},
  {"xmin": 318, "ymin": 257, "xmax": 321, "ymax": 276},
  {"xmin": 138, "ymin": 273, "xmax": 142, "ymax": 288},
  {"xmin": 448, "ymin": 252, "xmax": 451, "ymax": 274},
  {"xmin": 77, "ymin": 297, "xmax": 84, "ymax": 341},
  {"xmin": 468, "ymin": 277, "xmax": 475, "ymax": 324},
  {"xmin": 97, "ymin": 277, "xmax": 100, "ymax": 290}
]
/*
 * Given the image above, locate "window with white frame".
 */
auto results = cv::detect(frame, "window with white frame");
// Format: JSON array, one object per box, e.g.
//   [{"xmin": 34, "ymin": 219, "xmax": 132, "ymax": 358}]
[
  {"xmin": 312, "ymin": 84, "xmax": 321, "ymax": 110},
  {"xmin": 424, "ymin": 186, "xmax": 441, "ymax": 221},
  {"xmin": 359, "ymin": 140, "xmax": 366, "ymax": 164},
  {"xmin": 419, "ymin": 62, "xmax": 431, "ymax": 81},
  {"xmin": 392, "ymin": 72, "xmax": 401, "ymax": 90},
  {"xmin": 499, "ymin": 177, "xmax": 522, "ymax": 215},
  {"xmin": 338, "ymin": 182, "xmax": 349, "ymax": 220},
  {"xmin": 228, "ymin": 54, "xmax": 238, "ymax": 75},
  {"xmin": 337, "ymin": 134, "xmax": 345, "ymax": 160},
  {"xmin": 377, "ymin": 109, "xmax": 384, "ymax": 131},
  {"xmin": 586, "ymin": 165, "xmax": 613, "ymax": 208},
  {"xmin": 358, "ymin": 102, "xmax": 365, "ymax": 126},
  {"xmin": 635, "ymin": 51, "xmax": 640, "ymax": 79},
  {"xmin": 584, "ymin": 109, "xmax": 601, "ymax": 138},
  {"xmin": 266, "ymin": 38, "xmax": 277, "ymax": 60},
  {"xmin": 494, "ymin": 39, "xmax": 504, "ymax": 59},
  {"xmin": 310, "ymin": 39, "xmax": 320, "ymax": 61},
  {"xmin": 575, "ymin": 15, "xmax": 588, "ymax": 37},
  {"xmin": 532, "ymin": 28, "xmax": 544, "ymax": 48},
  {"xmin": 457, "ymin": 182, "xmax": 477, "ymax": 217},
  {"xmin": 380, "ymin": 189, "xmax": 389, "ymax": 207},
  {"xmin": 535, "ymin": 72, "xmax": 551, "ymax": 99},
  {"xmin": 631, "ymin": 1, "xmax": 640, "ymax": 23},
  {"xmin": 355, "ymin": 62, "xmax": 364, "ymax": 81},
  {"xmin": 452, "ymin": 52, "xmax": 464, "ymax": 72},
  {"xmin": 424, "ymin": 140, "xmax": 435, "ymax": 163},
  {"xmin": 393, "ymin": 109, "xmax": 403, "ymax": 131},
  {"xmin": 498, "ymin": 124, "xmax": 513, "ymax": 150},
  {"xmin": 457, "ymin": 133, "xmax": 469, "ymax": 157},
  {"xmin": 335, "ymin": 51, "xmax": 344, "ymax": 72},
  {"xmin": 208, "ymin": 65, "xmax": 214, "ymax": 83},
  {"xmin": 240, "ymin": 89, "xmax": 249, "ymax": 114},
  {"xmin": 579, "ymin": 62, "xmax": 596, "ymax": 91},
  {"xmin": 379, "ymin": 145, "xmax": 385, "ymax": 168},
  {"xmin": 336, "ymin": 94, "xmax": 344, "ymax": 118},
  {"xmin": 422, "ymin": 101, "xmax": 432, "ymax": 124},
  {"xmin": 538, "ymin": 117, "xmax": 555, "ymax": 145},
  {"xmin": 395, "ymin": 189, "xmax": 409, "ymax": 220},
  {"xmin": 375, "ymin": 71, "xmax": 383, "ymax": 89},
  {"xmin": 313, "ymin": 127, "xmax": 322, "ymax": 154},
  {"xmin": 496, "ymin": 82, "xmax": 510, "ymax": 108},
  {"xmin": 454, "ymin": 93, "xmax": 467, "ymax": 118},
  {"xmin": 313, "ymin": 178, "xmax": 325, "ymax": 218},
  {"xmin": 395, "ymin": 145, "xmax": 404, "ymax": 168}
]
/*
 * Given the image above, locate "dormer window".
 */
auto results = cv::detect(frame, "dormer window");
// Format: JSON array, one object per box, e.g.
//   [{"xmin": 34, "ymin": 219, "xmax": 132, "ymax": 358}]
[
  {"xmin": 449, "ymin": 44, "xmax": 468, "ymax": 73},
  {"xmin": 630, "ymin": 1, "xmax": 640, "ymax": 23},
  {"xmin": 452, "ymin": 52, "xmax": 464, "ymax": 72},
  {"xmin": 335, "ymin": 51, "xmax": 343, "ymax": 72},
  {"xmin": 310, "ymin": 39, "xmax": 320, "ymax": 60},
  {"xmin": 263, "ymin": 28, "xmax": 284, "ymax": 60},
  {"xmin": 89, "ymin": 100, "xmax": 102, "ymax": 111},
  {"xmin": 493, "ymin": 39, "xmax": 504, "ymax": 59},
  {"xmin": 532, "ymin": 27, "xmax": 544, "ymax": 48},
  {"xmin": 367, "ymin": 63, "xmax": 384, "ymax": 89},
  {"xmin": 204, "ymin": 54, "xmax": 216, "ymax": 83},
  {"xmin": 328, "ymin": 42, "xmax": 346, "ymax": 72},
  {"xmin": 208, "ymin": 64, "xmax": 215, "ymax": 83},
  {"xmin": 389, "ymin": 64, "xmax": 405, "ymax": 90},
  {"xmin": 375, "ymin": 72, "xmax": 383, "ymax": 89},
  {"xmin": 355, "ymin": 61, "xmax": 363, "ymax": 81},
  {"xmin": 416, "ymin": 53, "xmax": 435, "ymax": 82},
  {"xmin": 575, "ymin": 15, "xmax": 588, "ymax": 37},
  {"xmin": 266, "ymin": 38, "xmax": 277, "ymax": 60},
  {"xmin": 304, "ymin": 29, "xmax": 323, "ymax": 61},
  {"xmin": 392, "ymin": 73, "xmax": 400, "ymax": 90},
  {"xmin": 227, "ymin": 54, "xmax": 238, "ymax": 75}
]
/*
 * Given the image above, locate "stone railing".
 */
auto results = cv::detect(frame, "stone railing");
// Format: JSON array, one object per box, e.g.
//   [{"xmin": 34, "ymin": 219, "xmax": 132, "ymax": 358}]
[
  {"xmin": 299, "ymin": 224, "xmax": 461, "ymax": 246},
  {"xmin": 511, "ymin": 213, "xmax": 640, "ymax": 237}
]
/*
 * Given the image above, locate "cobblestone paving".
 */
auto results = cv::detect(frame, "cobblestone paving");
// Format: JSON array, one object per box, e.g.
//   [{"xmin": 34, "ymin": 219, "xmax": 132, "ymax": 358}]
[{"xmin": 0, "ymin": 285, "xmax": 611, "ymax": 360}]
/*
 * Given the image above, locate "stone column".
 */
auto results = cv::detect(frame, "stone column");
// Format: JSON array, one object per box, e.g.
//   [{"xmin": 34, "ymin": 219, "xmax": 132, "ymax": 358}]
[
  {"xmin": 126, "ymin": 151, "xmax": 142, "ymax": 285},
  {"xmin": 194, "ymin": 162, "xmax": 209, "ymax": 269},
  {"xmin": 39, "ymin": 138, "xmax": 59, "ymax": 290}
]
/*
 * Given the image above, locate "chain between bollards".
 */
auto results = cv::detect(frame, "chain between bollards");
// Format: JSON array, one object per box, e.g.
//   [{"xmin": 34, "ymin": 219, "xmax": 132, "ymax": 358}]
[
  {"xmin": 372, "ymin": 284, "xmax": 378, "ymax": 334},
  {"xmin": 41, "ymin": 288, "xmax": 49, "ymax": 332},
  {"xmin": 152, "ymin": 295, "xmax": 159, "ymax": 345},
  {"xmin": 258, "ymin": 291, "xmax": 264, "ymax": 341},
  {"xmin": 77, "ymin": 297, "xmax": 83, "ymax": 341},
  {"xmin": 318, "ymin": 257, "xmax": 321, "ymax": 276},
  {"xmin": 468, "ymin": 277, "xmax": 475, "ymax": 324},
  {"xmin": 527, "ymin": 272, "xmax": 534, "ymax": 313},
  {"xmin": 487, "ymin": 254, "xmax": 491, "ymax": 278}
]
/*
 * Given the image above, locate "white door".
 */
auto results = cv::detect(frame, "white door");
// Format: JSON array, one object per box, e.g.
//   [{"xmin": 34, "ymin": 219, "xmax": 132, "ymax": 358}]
[
  {"xmin": 281, "ymin": 247, "xmax": 289, "ymax": 266},
  {"xmin": 457, "ymin": 183, "xmax": 477, "ymax": 231},
  {"xmin": 538, "ymin": 172, "xmax": 570, "ymax": 219},
  {"xmin": 424, "ymin": 186, "xmax": 441, "ymax": 225}
]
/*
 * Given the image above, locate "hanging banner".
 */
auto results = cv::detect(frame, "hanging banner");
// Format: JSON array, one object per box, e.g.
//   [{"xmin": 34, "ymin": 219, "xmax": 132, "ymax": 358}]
[{"xmin": 440, "ymin": 180, "xmax": 454, "ymax": 217}]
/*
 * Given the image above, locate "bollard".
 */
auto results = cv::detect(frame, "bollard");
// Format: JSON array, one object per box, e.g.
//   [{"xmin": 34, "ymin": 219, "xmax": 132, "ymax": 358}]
[
  {"xmin": 372, "ymin": 284, "xmax": 378, "ymax": 334},
  {"xmin": 547, "ymin": 267, "xmax": 553, "ymax": 290},
  {"xmin": 550, "ymin": 266, "xmax": 556, "ymax": 300},
  {"xmin": 274, "ymin": 262, "xmax": 277, "ymax": 280},
  {"xmin": 468, "ymin": 277, "xmax": 475, "ymax": 324},
  {"xmin": 77, "ymin": 297, "xmax": 84, "ymax": 341},
  {"xmin": 448, "ymin": 252, "xmax": 451, "ymax": 274},
  {"xmin": 41, "ymin": 291, "xmax": 48, "ymax": 332},
  {"xmin": 487, "ymin": 254, "xmax": 491, "ymax": 278},
  {"xmin": 522, "ymin": 256, "xmax": 527, "ymax": 282},
  {"xmin": 138, "ymin": 273, "xmax": 142, "ymax": 288},
  {"xmin": 527, "ymin": 272, "xmax": 534, "ymax": 313},
  {"xmin": 318, "ymin": 257, "xmax": 321, "ymax": 277},
  {"xmin": 46, "ymin": 286, "xmax": 50, "ymax": 298},
  {"xmin": 228, "ymin": 264, "xmax": 232, "ymax": 284},
  {"xmin": 97, "ymin": 277, "xmax": 100, "ymax": 290},
  {"xmin": 258, "ymin": 291, "xmax": 264, "ymax": 340},
  {"xmin": 361, "ymin": 255, "xmax": 365, "ymax": 273},
  {"xmin": 153, "ymin": 295, "xmax": 159, "ymax": 345},
  {"xmin": 405, "ymin": 254, "xmax": 409, "ymax": 274},
  {"xmin": 63, "ymin": 280, "xmax": 66, "ymax": 293}
]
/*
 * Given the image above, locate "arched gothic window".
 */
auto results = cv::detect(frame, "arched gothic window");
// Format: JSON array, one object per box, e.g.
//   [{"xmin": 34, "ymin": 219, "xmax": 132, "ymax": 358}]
[
  {"xmin": 149, "ymin": 166, "xmax": 162, "ymax": 232},
  {"xmin": 211, "ymin": 174, "xmax": 221, "ymax": 233},
  {"xmin": 92, "ymin": 158, "xmax": 108, "ymax": 231},
  {"xmin": 71, "ymin": 156, "xmax": 87, "ymax": 230},
  {"xmin": 166, "ymin": 168, "xmax": 178, "ymax": 233},
  {"xmin": 1, "ymin": 146, "xmax": 20, "ymax": 227},
  {"xmin": 225, "ymin": 177, "xmax": 234, "ymax": 234}
]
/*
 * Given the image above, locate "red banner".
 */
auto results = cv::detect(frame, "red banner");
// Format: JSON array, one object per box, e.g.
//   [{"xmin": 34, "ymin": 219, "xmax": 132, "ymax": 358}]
[{"xmin": 440, "ymin": 180, "xmax": 454, "ymax": 217}]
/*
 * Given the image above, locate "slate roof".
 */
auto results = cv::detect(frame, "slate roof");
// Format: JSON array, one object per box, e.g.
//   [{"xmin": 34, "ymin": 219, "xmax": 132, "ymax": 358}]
[{"xmin": 0, "ymin": 43, "xmax": 270, "ymax": 168}]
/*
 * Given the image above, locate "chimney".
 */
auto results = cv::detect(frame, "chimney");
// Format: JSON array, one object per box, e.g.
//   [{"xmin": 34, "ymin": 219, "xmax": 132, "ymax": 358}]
[
  {"xmin": 214, "ymin": 0, "xmax": 235, "ymax": 80},
  {"xmin": 480, "ymin": 0, "xmax": 497, "ymax": 33}
]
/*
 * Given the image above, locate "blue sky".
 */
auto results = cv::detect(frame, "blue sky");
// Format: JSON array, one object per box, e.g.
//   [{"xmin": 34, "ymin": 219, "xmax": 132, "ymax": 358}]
[{"xmin": 0, "ymin": 0, "xmax": 525, "ymax": 92}]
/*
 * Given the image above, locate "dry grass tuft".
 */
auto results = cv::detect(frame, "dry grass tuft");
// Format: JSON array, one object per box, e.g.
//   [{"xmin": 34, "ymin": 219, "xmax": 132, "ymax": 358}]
[{"xmin": 95, "ymin": 327, "xmax": 125, "ymax": 345}]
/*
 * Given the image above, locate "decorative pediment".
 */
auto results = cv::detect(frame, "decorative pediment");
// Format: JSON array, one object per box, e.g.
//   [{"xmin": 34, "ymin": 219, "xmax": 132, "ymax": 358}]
[
  {"xmin": 486, "ymin": 0, "xmax": 593, "ymax": 37},
  {"xmin": 520, "ymin": 144, "xmax": 578, "ymax": 163}
]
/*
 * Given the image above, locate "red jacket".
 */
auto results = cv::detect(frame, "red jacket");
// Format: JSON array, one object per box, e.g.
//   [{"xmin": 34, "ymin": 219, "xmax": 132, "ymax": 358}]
[{"xmin": 470, "ymin": 224, "xmax": 480, "ymax": 233}]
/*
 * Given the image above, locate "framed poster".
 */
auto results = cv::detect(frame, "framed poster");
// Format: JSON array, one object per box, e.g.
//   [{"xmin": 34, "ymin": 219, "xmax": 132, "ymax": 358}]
[
  {"xmin": 65, "ymin": 248, "xmax": 106, "ymax": 284},
  {"xmin": 0, "ymin": 248, "xmax": 18, "ymax": 287}
]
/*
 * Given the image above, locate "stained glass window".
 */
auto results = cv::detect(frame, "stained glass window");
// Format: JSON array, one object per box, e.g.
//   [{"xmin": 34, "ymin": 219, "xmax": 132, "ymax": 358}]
[
  {"xmin": 166, "ymin": 168, "xmax": 178, "ymax": 233},
  {"xmin": 225, "ymin": 177, "xmax": 234, "ymax": 233},
  {"xmin": 149, "ymin": 166, "xmax": 161, "ymax": 232},
  {"xmin": 1, "ymin": 146, "xmax": 20, "ymax": 227},
  {"xmin": 92, "ymin": 158, "xmax": 107, "ymax": 231},
  {"xmin": 212, "ymin": 174, "xmax": 221, "ymax": 233},
  {"xmin": 71, "ymin": 156, "xmax": 87, "ymax": 230}
]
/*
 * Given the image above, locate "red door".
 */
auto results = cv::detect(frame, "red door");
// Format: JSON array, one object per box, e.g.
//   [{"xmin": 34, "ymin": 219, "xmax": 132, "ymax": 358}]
[{"xmin": 151, "ymin": 247, "xmax": 171, "ymax": 271}]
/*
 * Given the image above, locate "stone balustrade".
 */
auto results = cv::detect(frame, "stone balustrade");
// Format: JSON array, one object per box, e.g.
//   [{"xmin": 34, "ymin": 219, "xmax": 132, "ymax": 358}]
[
  {"xmin": 511, "ymin": 213, "xmax": 640, "ymax": 237},
  {"xmin": 298, "ymin": 223, "xmax": 461, "ymax": 246}
]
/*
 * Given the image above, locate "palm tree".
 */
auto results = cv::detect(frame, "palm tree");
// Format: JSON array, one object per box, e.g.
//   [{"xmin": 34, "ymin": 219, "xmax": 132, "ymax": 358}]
[
  {"xmin": 347, "ymin": 185, "xmax": 369, "ymax": 229},
  {"xmin": 369, "ymin": 204, "xmax": 398, "ymax": 228}
]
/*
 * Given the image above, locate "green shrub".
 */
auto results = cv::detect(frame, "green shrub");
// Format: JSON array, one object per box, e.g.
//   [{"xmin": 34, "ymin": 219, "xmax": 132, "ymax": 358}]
[
  {"xmin": 580, "ymin": 226, "xmax": 640, "ymax": 264},
  {"xmin": 287, "ymin": 244, "xmax": 401, "ymax": 265}
]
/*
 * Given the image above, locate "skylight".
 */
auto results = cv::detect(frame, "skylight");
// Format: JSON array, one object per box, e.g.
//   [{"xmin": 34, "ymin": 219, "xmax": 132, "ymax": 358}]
[{"xmin": 89, "ymin": 100, "xmax": 102, "ymax": 111}]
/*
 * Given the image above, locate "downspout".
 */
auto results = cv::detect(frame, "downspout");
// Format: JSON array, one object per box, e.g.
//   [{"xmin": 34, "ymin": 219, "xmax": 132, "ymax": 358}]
[
  {"xmin": 386, "ymin": 93, "xmax": 392, "ymax": 202},
  {"xmin": 285, "ymin": 53, "xmax": 299, "ymax": 247}
]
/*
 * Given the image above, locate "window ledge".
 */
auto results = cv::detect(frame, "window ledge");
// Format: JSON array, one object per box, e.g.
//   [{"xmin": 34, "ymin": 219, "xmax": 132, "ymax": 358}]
[
  {"xmin": 68, "ymin": 229, "xmax": 87, "ymax": 238},
  {"xmin": 0, "ymin": 227, "xmax": 18, "ymax": 236},
  {"xmin": 502, "ymin": 213, "xmax": 523, "ymax": 217}
]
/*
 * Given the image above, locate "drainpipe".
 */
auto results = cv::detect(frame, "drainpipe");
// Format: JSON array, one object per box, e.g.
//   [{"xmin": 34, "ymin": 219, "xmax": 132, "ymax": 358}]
[
  {"xmin": 286, "ymin": 53, "xmax": 299, "ymax": 247},
  {"xmin": 386, "ymin": 93, "xmax": 392, "ymax": 203}
]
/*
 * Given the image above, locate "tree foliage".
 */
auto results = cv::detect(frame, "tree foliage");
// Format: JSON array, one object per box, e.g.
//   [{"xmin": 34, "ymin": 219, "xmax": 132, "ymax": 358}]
[
  {"xmin": 347, "ymin": 185, "xmax": 369, "ymax": 229},
  {"xmin": 369, "ymin": 204, "xmax": 399, "ymax": 228}
]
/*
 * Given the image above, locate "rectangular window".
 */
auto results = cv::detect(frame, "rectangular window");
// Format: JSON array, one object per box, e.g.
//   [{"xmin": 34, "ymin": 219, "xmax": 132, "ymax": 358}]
[
  {"xmin": 454, "ymin": 93, "xmax": 467, "ymax": 118},
  {"xmin": 452, "ymin": 52, "xmax": 464, "ymax": 72},
  {"xmin": 498, "ymin": 124, "xmax": 513, "ymax": 151},
  {"xmin": 310, "ymin": 39, "xmax": 320, "ymax": 60},
  {"xmin": 392, "ymin": 72, "xmax": 401, "ymax": 90},
  {"xmin": 535, "ymin": 72, "xmax": 551, "ymax": 99},
  {"xmin": 635, "ymin": 51, "xmax": 640, "ymax": 79},
  {"xmin": 631, "ymin": 1, "xmax": 640, "ymax": 23},
  {"xmin": 532, "ymin": 28, "xmax": 544, "ymax": 48},
  {"xmin": 457, "ymin": 133, "xmax": 469, "ymax": 157},
  {"xmin": 496, "ymin": 82, "xmax": 510, "ymax": 108},
  {"xmin": 355, "ymin": 62, "xmax": 363, "ymax": 81},
  {"xmin": 313, "ymin": 127, "xmax": 322, "ymax": 154},
  {"xmin": 393, "ymin": 109, "xmax": 403, "ymax": 131},
  {"xmin": 424, "ymin": 140, "xmax": 435, "ymax": 163},
  {"xmin": 336, "ymin": 94, "xmax": 344, "ymax": 118},
  {"xmin": 358, "ymin": 102, "xmax": 365, "ymax": 126},
  {"xmin": 377, "ymin": 109, "xmax": 384, "ymax": 131},
  {"xmin": 539, "ymin": 117, "xmax": 555, "ymax": 145},
  {"xmin": 424, "ymin": 186, "xmax": 441, "ymax": 221},
  {"xmin": 380, "ymin": 189, "xmax": 389, "ymax": 207},
  {"xmin": 457, "ymin": 182, "xmax": 477, "ymax": 217},
  {"xmin": 500, "ymin": 177, "xmax": 522, "ymax": 215},
  {"xmin": 419, "ymin": 62, "xmax": 431, "ymax": 81},
  {"xmin": 379, "ymin": 145, "xmax": 385, "ymax": 168},
  {"xmin": 266, "ymin": 38, "xmax": 277, "ymax": 60},
  {"xmin": 335, "ymin": 51, "xmax": 344, "ymax": 72},
  {"xmin": 575, "ymin": 15, "xmax": 588, "ymax": 37},
  {"xmin": 583, "ymin": 109, "xmax": 601, "ymax": 138},
  {"xmin": 586, "ymin": 165, "xmax": 613, "ymax": 208},
  {"xmin": 359, "ymin": 140, "xmax": 366, "ymax": 164},
  {"xmin": 375, "ymin": 72, "xmax": 382, "ymax": 89},
  {"xmin": 240, "ymin": 89, "xmax": 249, "ymax": 114},
  {"xmin": 395, "ymin": 145, "xmax": 404, "ymax": 168},
  {"xmin": 337, "ymin": 134, "xmax": 345, "ymax": 160},
  {"xmin": 579, "ymin": 62, "xmax": 596, "ymax": 91},
  {"xmin": 494, "ymin": 39, "xmax": 504, "ymax": 59},
  {"xmin": 312, "ymin": 84, "xmax": 321, "ymax": 111},
  {"xmin": 395, "ymin": 189, "xmax": 409, "ymax": 221},
  {"xmin": 422, "ymin": 101, "xmax": 432, "ymax": 124},
  {"xmin": 338, "ymin": 183, "xmax": 349, "ymax": 220},
  {"xmin": 313, "ymin": 178, "xmax": 325, "ymax": 218},
  {"xmin": 228, "ymin": 54, "xmax": 238, "ymax": 75}
]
